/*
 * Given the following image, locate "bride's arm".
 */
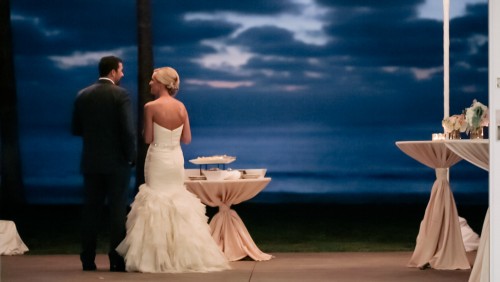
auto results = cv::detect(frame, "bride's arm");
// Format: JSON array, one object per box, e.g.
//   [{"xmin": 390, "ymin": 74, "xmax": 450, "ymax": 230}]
[
  {"xmin": 143, "ymin": 103, "xmax": 154, "ymax": 144},
  {"xmin": 181, "ymin": 105, "xmax": 191, "ymax": 144}
]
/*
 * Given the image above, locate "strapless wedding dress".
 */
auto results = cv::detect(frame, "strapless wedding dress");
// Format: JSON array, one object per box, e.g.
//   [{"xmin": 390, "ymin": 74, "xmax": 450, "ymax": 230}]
[{"xmin": 116, "ymin": 123, "xmax": 229, "ymax": 273}]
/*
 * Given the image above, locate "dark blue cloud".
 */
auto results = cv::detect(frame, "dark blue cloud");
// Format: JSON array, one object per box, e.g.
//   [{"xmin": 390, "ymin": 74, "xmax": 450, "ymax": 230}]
[
  {"xmin": 11, "ymin": 0, "xmax": 136, "ymax": 55},
  {"xmin": 321, "ymin": 2, "xmax": 441, "ymax": 68},
  {"xmin": 451, "ymin": 3, "xmax": 488, "ymax": 38},
  {"xmin": 317, "ymin": 0, "xmax": 424, "ymax": 8},
  {"xmin": 231, "ymin": 26, "xmax": 326, "ymax": 57},
  {"xmin": 152, "ymin": 17, "xmax": 239, "ymax": 46},
  {"xmin": 449, "ymin": 4, "xmax": 488, "ymax": 72},
  {"xmin": 153, "ymin": 0, "xmax": 293, "ymax": 14}
]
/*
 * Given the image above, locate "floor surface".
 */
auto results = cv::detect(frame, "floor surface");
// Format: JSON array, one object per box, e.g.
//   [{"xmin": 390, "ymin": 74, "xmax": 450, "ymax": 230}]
[{"xmin": 1, "ymin": 252, "xmax": 477, "ymax": 282}]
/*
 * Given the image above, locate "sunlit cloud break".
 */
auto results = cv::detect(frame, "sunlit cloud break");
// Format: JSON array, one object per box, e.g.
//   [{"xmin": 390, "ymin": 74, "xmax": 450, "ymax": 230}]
[
  {"xmin": 417, "ymin": 0, "xmax": 487, "ymax": 20},
  {"xmin": 193, "ymin": 42, "xmax": 253, "ymax": 70},
  {"xmin": 49, "ymin": 49, "xmax": 129, "ymax": 69},
  {"xmin": 186, "ymin": 79, "xmax": 254, "ymax": 89},
  {"xmin": 184, "ymin": 0, "xmax": 329, "ymax": 46},
  {"xmin": 185, "ymin": 0, "xmax": 330, "ymax": 74},
  {"xmin": 410, "ymin": 66, "xmax": 442, "ymax": 80}
]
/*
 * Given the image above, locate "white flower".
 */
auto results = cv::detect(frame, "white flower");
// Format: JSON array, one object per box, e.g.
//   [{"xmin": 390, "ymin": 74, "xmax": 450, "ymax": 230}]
[
  {"xmin": 442, "ymin": 114, "xmax": 467, "ymax": 133},
  {"xmin": 465, "ymin": 99, "xmax": 489, "ymax": 132}
]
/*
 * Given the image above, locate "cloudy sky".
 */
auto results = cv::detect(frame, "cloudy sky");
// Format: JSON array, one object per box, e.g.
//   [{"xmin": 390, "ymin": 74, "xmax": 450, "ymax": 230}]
[
  {"xmin": 10, "ymin": 0, "xmax": 488, "ymax": 129},
  {"xmin": 9, "ymin": 0, "xmax": 489, "ymax": 202}
]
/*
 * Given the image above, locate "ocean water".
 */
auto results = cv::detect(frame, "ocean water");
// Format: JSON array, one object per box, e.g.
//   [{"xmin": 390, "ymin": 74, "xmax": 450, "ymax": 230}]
[{"xmin": 20, "ymin": 124, "xmax": 489, "ymax": 205}]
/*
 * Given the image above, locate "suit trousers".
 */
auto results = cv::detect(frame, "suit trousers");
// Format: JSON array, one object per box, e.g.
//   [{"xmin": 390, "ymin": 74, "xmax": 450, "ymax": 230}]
[{"xmin": 80, "ymin": 170, "xmax": 130, "ymax": 263}]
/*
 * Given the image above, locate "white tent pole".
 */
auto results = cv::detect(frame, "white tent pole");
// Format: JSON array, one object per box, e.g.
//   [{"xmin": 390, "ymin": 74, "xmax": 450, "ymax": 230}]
[{"xmin": 443, "ymin": 0, "xmax": 450, "ymax": 119}]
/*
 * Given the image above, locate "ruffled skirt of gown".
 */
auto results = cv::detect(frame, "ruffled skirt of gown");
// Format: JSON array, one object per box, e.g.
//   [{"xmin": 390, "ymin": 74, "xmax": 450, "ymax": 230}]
[
  {"xmin": 116, "ymin": 184, "xmax": 230, "ymax": 273},
  {"xmin": 116, "ymin": 129, "xmax": 229, "ymax": 273}
]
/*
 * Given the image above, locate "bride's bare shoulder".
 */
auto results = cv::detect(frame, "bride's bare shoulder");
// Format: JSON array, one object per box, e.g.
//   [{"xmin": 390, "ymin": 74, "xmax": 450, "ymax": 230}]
[
  {"xmin": 144, "ymin": 100, "xmax": 156, "ymax": 107},
  {"xmin": 144, "ymin": 99, "xmax": 164, "ymax": 109}
]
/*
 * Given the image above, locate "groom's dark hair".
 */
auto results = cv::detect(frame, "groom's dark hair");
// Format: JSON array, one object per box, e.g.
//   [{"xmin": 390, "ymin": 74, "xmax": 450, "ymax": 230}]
[{"xmin": 99, "ymin": 56, "xmax": 122, "ymax": 77}]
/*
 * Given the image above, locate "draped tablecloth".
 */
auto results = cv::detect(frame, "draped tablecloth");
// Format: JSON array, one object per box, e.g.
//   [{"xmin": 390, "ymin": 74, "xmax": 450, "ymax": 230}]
[
  {"xmin": 0, "ymin": 220, "xmax": 28, "ymax": 255},
  {"xmin": 446, "ymin": 140, "xmax": 489, "ymax": 282},
  {"xmin": 446, "ymin": 140, "xmax": 489, "ymax": 171},
  {"xmin": 396, "ymin": 141, "xmax": 470, "ymax": 270},
  {"xmin": 185, "ymin": 178, "xmax": 273, "ymax": 261}
]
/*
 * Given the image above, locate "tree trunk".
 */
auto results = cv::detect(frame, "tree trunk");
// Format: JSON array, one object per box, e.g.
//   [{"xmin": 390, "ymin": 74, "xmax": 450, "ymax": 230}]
[
  {"xmin": 135, "ymin": 0, "xmax": 154, "ymax": 192},
  {"xmin": 0, "ymin": 0, "xmax": 26, "ymax": 219}
]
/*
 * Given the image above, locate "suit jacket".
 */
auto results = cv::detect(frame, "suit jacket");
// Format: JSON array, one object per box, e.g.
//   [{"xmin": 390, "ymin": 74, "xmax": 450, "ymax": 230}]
[{"xmin": 72, "ymin": 79, "xmax": 137, "ymax": 173}]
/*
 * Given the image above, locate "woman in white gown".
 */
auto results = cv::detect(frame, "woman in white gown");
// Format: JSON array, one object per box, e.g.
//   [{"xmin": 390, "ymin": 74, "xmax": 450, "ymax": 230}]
[{"xmin": 116, "ymin": 67, "xmax": 230, "ymax": 273}]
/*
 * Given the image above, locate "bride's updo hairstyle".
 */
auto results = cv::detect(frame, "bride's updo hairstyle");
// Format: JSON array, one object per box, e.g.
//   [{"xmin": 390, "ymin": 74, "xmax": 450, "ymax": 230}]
[{"xmin": 152, "ymin": 67, "xmax": 180, "ymax": 96}]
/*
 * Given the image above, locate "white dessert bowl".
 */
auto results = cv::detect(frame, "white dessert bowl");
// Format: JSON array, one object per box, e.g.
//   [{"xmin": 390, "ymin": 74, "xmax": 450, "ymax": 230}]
[
  {"xmin": 202, "ymin": 169, "xmax": 229, "ymax": 181},
  {"xmin": 224, "ymin": 170, "xmax": 241, "ymax": 180},
  {"xmin": 243, "ymin": 169, "xmax": 267, "ymax": 178}
]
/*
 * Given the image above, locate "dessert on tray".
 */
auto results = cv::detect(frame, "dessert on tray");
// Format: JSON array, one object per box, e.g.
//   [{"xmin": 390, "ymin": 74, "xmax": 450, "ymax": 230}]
[{"xmin": 189, "ymin": 155, "xmax": 236, "ymax": 165}]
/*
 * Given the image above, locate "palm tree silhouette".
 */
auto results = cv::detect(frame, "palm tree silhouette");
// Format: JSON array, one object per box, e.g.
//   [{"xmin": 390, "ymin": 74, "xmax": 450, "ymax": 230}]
[
  {"xmin": 0, "ymin": 0, "xmax": 26, "ymax": 219},
  {"xmin": 135, "ymin": 0, "xmax": 154, "ymax": 192}
]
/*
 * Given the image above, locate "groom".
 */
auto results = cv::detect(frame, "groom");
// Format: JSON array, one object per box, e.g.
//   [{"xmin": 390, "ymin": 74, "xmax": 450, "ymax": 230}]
[{"xmin": 71, "ymin": 55, "xmax": 136, "ymax": 272}]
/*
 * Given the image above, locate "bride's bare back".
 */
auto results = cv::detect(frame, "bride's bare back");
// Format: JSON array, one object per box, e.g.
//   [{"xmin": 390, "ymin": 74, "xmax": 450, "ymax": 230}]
[
  {"xmin": 150, "ymin": 98, "xmax": 185, "ymax": 129},
  {"xmin": 143, "ymin": 96, "xmax": 191, "ymax": 144}
]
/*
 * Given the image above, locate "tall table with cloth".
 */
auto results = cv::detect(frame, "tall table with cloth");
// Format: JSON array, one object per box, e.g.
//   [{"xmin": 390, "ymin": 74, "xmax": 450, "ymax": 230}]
[
  {"xmin": 185, "ymin": 177, "xmax": 273, "ymax": 261},
  {"xmin": 445, "ymin": 140, "xmax": 489, "ymax": 282},
  {"xmin": 396, "ymin": 141, "xmax": 471, "ymax": 270}
]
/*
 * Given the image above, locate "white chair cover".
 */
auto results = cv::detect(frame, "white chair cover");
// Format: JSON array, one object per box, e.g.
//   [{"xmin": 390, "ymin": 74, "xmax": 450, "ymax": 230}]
[{"xmin": 0, "ymin": 220, "xmax": 28, "ymax": 255}]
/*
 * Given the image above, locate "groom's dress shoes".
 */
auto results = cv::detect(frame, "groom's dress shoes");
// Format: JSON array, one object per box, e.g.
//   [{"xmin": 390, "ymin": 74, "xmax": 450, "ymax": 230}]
[
  {"xmin": 80, "ymin": 253, "xmax": 97, "ymax": 271},
  {"xmin": 110, "ymin": 264, "xmax": 126, "ymax": 272},
  {"xmin": 109, "ymin": 251, "xmax": 126, "ymax": 272},
  {"xmin": 82, "ymin": 262, "xmax": 97, "ymax": 271}
]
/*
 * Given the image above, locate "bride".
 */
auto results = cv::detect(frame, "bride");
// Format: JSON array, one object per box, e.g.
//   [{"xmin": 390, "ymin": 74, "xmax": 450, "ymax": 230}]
[{"xmin": 116, "ymin": 67, "xmax": 230, "ymax": 273}]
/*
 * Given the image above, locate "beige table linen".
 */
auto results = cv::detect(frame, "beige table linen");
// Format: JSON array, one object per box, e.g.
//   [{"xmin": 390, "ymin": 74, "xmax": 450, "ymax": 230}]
[
  {"xmin": 396, "ymin": 141, "xmax": 470, "ymax": 270},
  {"xmin": 446, "ymin": 140, "xmax": 489, "ymax": 171},
  {"xmin": 0, "ymin": 220, "xmax": 28, "ymax": 255},
  {"xmin": 185, "ymin": 178, "xmax": 273, "ymax": 261},
  {"xmin": 446, "ymin": 140, "xmax": 489, "ymax": 282}
]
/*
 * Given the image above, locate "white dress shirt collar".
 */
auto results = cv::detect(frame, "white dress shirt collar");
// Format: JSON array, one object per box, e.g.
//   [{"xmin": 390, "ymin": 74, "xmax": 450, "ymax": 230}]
[{"xmin": 99, "ymin": 77, "xmax": 115, "ymax": 84}]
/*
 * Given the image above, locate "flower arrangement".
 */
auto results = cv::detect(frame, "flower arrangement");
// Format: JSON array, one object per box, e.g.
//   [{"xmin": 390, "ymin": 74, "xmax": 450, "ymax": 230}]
[
  {"xmin": 465, "ymin": 99, "xmax": 489, "ymax": 134},
  {"xmin": 442, "ymin": 114, "xmax": 467, "ymax": 133}
]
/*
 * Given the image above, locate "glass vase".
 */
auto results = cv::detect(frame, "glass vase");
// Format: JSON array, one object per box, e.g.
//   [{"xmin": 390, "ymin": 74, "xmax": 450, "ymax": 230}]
[
  {"xmin": 469, "ymin": 127, "xmax": 484, "ymax": 139},
  {"xmin": 449, "ymin": 130, "xmax": 461, "ymax": 140}
]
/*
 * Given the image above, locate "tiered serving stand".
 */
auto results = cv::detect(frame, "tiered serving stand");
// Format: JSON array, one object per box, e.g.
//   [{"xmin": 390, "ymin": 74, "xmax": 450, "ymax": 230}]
[{"xmin": 189, "ymin": 155, "xmax": 236, "ymax": 175}]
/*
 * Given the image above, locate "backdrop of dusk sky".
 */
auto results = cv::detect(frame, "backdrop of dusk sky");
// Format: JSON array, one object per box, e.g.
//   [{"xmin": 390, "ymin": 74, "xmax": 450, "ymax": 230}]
[{"xmin": 9, "ymin": 0, "xmax": 489, "ymax": 203}]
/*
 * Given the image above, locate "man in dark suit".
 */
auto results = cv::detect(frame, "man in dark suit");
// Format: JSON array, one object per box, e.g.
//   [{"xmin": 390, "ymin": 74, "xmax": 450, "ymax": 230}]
[{"xmin": 72, "ymin": 56, "xmax": 136, "ymax": 272}]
